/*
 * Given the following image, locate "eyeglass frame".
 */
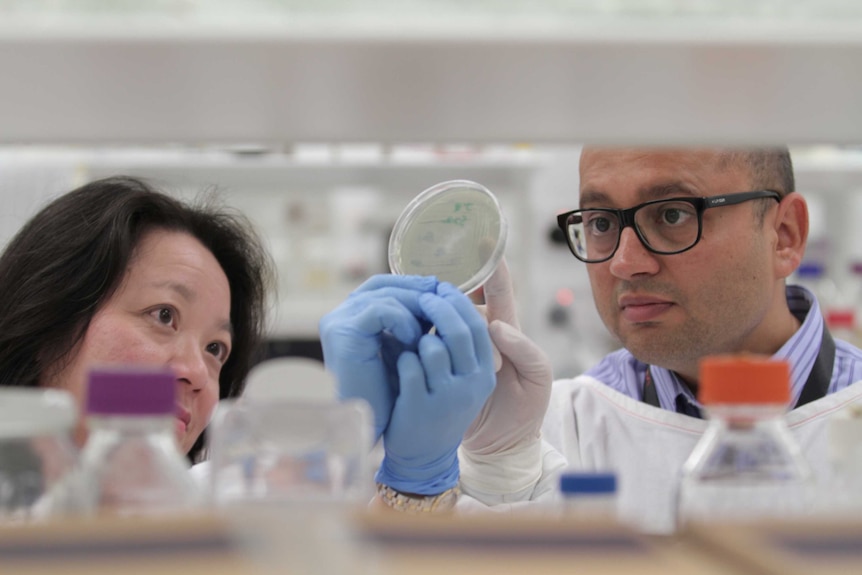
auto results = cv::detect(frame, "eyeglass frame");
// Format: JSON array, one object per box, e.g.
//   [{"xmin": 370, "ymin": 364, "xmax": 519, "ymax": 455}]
[{"xmin": 556, "ymin": 189, "xmax": 783, "ymax": 263}]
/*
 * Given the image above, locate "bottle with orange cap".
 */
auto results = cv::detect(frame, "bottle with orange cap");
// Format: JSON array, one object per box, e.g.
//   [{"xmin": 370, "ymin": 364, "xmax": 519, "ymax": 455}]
[{"xmin": 675, "ymin": 355, "xmax": 815, "ymax": 529}]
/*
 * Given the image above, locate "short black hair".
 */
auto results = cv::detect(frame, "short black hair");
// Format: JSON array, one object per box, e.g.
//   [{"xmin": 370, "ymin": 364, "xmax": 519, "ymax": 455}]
[
  {"xmin": 718, "ymin": 147, "xmax": 794, "ymax": 221},
  {"xmin": 718, "ymin": 147, "xmax": 795, "ymax": 195},
  {"xmin": 0, "ymin": 176, "xmax": 274, "ymax": 461}
]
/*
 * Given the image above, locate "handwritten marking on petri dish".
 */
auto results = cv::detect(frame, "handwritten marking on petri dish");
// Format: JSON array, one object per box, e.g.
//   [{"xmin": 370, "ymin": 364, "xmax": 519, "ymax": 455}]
[
  {"xmin": 416, "ymin": 202, "xmax": 476, "ymax": 228},
  {"xmin": 441, "ymin": 215, "xmax": 468, "ymax": 226}
]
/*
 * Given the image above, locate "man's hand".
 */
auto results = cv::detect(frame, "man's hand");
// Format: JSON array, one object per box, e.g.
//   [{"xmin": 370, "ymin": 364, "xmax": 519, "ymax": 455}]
[{"xmin": 463, "ymin": 259, "xmax": 554, "ymax": 458}]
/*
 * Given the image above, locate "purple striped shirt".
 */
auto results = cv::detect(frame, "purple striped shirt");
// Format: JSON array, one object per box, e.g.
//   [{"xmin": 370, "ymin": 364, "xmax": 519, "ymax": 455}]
[{"xmin": 584, "ymin": 285, "xmax": 862, "ymax": 412}]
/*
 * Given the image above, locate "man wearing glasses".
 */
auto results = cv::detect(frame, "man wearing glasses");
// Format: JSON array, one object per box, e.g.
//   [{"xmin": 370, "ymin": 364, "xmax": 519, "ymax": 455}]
[{"xmin": 320, "ymin": 148, "xmax": 862, "ymax": 532}]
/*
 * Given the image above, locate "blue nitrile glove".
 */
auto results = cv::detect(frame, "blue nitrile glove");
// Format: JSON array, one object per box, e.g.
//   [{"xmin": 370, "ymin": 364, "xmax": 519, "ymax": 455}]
[
  {"xmin": 319, "ymin": 274, "xmax": 438, "ymax": 441},
  {"xmin": 376, "ymin": 281, "xmax": 497, "ymax": 495}
]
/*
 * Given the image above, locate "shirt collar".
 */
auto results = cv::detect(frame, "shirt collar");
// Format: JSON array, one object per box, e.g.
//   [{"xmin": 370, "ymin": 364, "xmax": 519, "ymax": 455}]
[{"xmin": 653, "ymin": 284, "xmax": 821, "ymax": 410}]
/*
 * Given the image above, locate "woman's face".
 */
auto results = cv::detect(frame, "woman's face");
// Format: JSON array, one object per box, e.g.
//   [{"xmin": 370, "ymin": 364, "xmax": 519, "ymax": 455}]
[{"xmin": 41, "ymin": 228, "xmax": 233, "ymax": 454}]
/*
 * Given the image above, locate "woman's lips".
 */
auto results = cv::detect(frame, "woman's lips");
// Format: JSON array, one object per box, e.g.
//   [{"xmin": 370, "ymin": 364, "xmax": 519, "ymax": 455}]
[
  {"xmin": 619, "ymin": 296, "xmax": 673, "ymax": 323},
  {"xmin": 175, "ymin": 404, "xmax": 191, "ymax": 436}
]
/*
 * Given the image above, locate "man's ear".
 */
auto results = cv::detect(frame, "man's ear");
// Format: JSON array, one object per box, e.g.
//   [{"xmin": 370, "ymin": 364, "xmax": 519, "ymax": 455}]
[{"xmin": 773, "ymin": 192, "xmax": 808, "ymax": 279}]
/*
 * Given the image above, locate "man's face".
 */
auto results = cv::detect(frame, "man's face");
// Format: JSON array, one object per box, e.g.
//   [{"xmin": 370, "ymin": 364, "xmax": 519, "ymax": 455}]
[{"xmin": 579, "ymin": 148, "xmax": 784, "ymax": 381}]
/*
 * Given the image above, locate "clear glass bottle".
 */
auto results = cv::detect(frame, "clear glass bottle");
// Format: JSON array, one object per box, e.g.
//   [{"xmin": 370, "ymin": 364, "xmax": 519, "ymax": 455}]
[
  {"xmin": 676, "ymin": 356, "xmax": 814, "ymax": 529},
  {"xmin": 559, "ymin": 471, "xmax": 618, "ymax": 520},
  {"xmin": 71, "ymin": 367, "xmax": 203, "ymax": 516},
  {"xmin": 0, "ymin": 388, "xmax": 78, "ymax": 522}
]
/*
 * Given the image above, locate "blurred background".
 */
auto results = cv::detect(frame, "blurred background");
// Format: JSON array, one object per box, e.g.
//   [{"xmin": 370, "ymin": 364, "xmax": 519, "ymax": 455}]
[{"xmin": 3, "ymin": 0, "xmax": 862, "ymax": 378}]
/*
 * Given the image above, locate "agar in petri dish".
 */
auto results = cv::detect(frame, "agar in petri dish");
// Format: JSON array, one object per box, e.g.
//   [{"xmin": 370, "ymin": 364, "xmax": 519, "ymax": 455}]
[{"xmin": 388, "ymin": 180, "xmax": 508, "ymax": 294}]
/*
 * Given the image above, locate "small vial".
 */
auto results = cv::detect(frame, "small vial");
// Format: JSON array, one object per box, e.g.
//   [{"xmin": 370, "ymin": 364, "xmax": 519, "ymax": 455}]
[
  {"xmin": 559, "ymin": 471, "xmax": 618, "ymax": 520},
  {"xmin": 68, "ymin": 368, "xmax": 203, "ymax": 516},
  {"xmin": 0, "ymin": 388, "xmax": 78, "ymax": 522}
]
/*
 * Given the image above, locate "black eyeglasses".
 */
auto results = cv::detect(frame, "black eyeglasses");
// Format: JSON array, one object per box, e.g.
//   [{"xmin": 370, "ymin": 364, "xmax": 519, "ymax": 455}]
[{"xmin": 556, "ymin": 190, "xmax": 782, "ymax": 263}]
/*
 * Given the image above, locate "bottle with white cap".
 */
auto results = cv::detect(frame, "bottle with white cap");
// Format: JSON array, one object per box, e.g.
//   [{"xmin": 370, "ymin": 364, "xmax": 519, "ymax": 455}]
[
  {"xmin": 558, "ymin": 471, "xmax": 619, "ymax": 520},
  {"xmin": 70, "ymin": 367, "xmax": 203, "ymax": 516},
  {"xmin": 0, "ymin": 388, "xmax": 78, "ymax": 522}
]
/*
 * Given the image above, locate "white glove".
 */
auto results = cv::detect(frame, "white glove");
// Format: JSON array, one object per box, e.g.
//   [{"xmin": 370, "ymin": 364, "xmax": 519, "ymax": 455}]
[{"xmin": 460, "ymin": 258, "xmax": 554, "ymax": 495}]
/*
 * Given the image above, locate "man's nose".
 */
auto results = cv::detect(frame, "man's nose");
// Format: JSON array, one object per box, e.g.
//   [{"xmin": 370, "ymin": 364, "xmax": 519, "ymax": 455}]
[{"xmin": 607, "ymin": 226, "xmax": 660, "ymax": 279}]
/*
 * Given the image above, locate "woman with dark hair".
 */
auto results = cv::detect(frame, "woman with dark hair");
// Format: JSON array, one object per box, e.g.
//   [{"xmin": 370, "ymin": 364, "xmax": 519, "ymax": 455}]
[{"xmin": 0, "ymin": 176, "xmax": 274, "ymax": 462}]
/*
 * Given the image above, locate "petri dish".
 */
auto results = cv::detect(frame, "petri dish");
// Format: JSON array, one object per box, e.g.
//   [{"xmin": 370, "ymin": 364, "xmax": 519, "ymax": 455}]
[{"xmin": 388, "ymin": 180, "xmax": 507, "ymax": 294}]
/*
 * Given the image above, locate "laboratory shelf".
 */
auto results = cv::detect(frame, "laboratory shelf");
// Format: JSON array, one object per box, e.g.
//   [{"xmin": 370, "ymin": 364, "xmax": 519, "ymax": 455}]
[
  {"xmin": 81, "ymin": 152, "xmax": 547, "ymax": 197},
  {"xmin": 792, "ymin": 151, "xmax": 862, "ymax": 193},
  {"xmin": 2, "ymin": 21, "xmax": 862, "ymax": 145}
]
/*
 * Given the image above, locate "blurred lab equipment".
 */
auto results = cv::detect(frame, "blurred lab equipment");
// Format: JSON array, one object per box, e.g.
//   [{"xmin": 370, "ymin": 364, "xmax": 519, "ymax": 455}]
[
  {"xmin": 676, "ymin": 356, "xmax": 814, "ymax": 528},
  {"xmin": 243, "ymin": 356, "xmax": 336, "ymax": 402},
  {"xmin": 388, "ymin": 179, "xmax": 508, "ymax": 294},
  {"xmin": 206, "ymin": 398, "xmax": 374, "ymax": 575},
  {"xmin": 846, "ymin": 260, "xmax": 862, "ymax": 347},
  {"xmin": 558, "ymin": 471, "xmax": 619, "ymax": 521},
  {"xmin": 207, "ymin": 398, "xmax": 373, "ymax": 505},
  {"xmin": 69, "ymin": 368, "xmax": 202, "ymax": 516},
  {"xmin": 0, "ymin": 388, "xmax": 78, "ymax": 522},
  {"xmin": 826, "ymin": 403, "xmax": 862, "ymax": 514}
]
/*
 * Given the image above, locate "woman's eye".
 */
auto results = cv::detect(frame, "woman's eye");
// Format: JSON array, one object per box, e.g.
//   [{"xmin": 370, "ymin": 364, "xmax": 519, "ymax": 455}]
[
  {"xmin": 157, "ymin": 307, "xmax": 174, "ymax": 325},
  {"xmin": 206, "ymin": 342, "xmax": 229, "ymax": 362}
]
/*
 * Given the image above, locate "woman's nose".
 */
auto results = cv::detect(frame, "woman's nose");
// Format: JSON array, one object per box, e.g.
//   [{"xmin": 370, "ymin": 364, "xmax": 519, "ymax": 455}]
[{"xmin": 171, "ymin": 339, "xmax": 210, "ymax": 392}]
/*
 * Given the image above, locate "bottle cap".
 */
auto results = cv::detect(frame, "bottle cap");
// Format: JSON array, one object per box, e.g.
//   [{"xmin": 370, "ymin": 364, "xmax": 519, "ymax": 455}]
[
  {"xmin": 698, "ymin": 355, "xmax": 790, "ymax": 405},
  {"xmin": 0, "ymin": 388, "xmax": 76, "ymax": 438},
  {"xmin": 86, "ymin": 367, "xmax": 176, "ymax": 416},
  {"xmin": 559, "ymin": 472, "xmax": 617, "ymax": 495}
]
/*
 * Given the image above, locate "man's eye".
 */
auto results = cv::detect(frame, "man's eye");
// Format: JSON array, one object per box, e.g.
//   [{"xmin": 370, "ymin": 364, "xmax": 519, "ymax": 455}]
[
  {"xmin": 658, "ymin": 206, "xmax": 696, "ymax": 226},
  {"xmin": 662, "ymin": 208, "xmax": 683, "ymax": 224},
  {"xmin": 587, "ymin": 216, "xmax": 613, "ymax": 234}
]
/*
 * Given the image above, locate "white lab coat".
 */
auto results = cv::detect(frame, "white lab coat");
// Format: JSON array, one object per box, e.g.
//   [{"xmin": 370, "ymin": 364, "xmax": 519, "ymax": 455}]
[{"xmin": 458, "ymin": 376, "xmax": 862, "ymax": 534}]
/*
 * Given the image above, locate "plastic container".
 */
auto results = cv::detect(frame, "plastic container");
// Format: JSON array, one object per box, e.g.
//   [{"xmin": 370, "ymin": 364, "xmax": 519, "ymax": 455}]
[
  {"xmin": 208, "ymin": 398, "xmax": 373, "ymax": 506},
  {"xmin": 559, "ymin": 471, "xmax": 618, "ymax": 520},
  {"xmin": 68, "ymin": 368, "xmax": 202, "ymax": 516},
  {"xmin": 676, "ymin": 356, "xmax": 814, "ymax": 529},
  {"xmin": 207, "ymin": 398, "xmax": 374, "ymax": 575},
  {"xmin": 388, "ymin": 180, "xmax": 507, "ymax": 295},
  {"xmin": 0, "ymin": 388, "xmax": 78, "ymax": 522}
]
